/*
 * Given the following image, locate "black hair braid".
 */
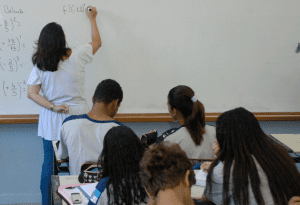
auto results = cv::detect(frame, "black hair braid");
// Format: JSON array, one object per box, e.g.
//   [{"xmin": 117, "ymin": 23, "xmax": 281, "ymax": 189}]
[{"xmin": 98, "ymin": 126, "xmax": 147, "ymax": 205}]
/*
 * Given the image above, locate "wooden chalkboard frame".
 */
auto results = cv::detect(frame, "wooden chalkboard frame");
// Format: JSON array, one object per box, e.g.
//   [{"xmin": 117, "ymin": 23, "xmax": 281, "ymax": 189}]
[{"xmin": 0, "ymin": 112, "xmax": 299, "ymax": 124}]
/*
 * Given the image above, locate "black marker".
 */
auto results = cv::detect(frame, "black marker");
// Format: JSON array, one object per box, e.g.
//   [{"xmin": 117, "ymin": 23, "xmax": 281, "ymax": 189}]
[{"xmin": 88, "ymin": 7, "xmax": 91, "ymax": 11}]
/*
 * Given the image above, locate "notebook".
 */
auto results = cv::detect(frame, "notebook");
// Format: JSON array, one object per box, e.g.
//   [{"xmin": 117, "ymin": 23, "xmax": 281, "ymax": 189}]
[{"xmin": 195, "ymin": 169, "xmax": 207, "ymax": 186}]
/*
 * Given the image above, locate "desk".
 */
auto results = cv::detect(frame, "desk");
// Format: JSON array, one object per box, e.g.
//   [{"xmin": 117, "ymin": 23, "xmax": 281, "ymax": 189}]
[
  {"xmin": 271, "ymin": 134, "xmax": 300, "ymax": 153},
  {"xmin": 52, "ymin": 175, "xmax": 80, "ymax": 205},
  {"xmin": 51, "ymin": 170, "xmax": 205, "ymax": 205}
]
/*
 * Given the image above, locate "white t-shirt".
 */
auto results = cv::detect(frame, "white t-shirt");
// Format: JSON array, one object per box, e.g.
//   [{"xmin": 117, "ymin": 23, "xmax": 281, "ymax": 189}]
[
  {"xmin": 27, "ymin": 44, "xmax": 94, "ymax": 141},
  {"xmin": 204, "ymin": 158, "xmax": 274, "ymax": 205},
  {"xmin": 164, "ymin": 125, "xmax": 216, "ymax": 159},
  {"xmin": 57, "ymin": 114, "xmax": 123, "ymax": 175},
  {"xmin": 27, "ymin": 44, "xmax": 93, "ymax": 105}
]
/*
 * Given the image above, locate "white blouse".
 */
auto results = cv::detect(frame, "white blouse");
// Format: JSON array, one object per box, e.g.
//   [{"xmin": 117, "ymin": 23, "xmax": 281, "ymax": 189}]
[
  {"xmin": 58, "ymin": 115, "xmax": 123, "ymax": 175},
  {"xmin": 164, "ymin": 125, "xmax": 216, "ymax": 160},
  {"xmin": 27, "ymin": 44, "xmax": 94, "ymax": 141}
]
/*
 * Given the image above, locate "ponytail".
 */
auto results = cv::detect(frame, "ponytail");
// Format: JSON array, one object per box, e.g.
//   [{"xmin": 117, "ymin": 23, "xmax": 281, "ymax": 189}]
[
  {"xmin": 168, "ymin": 85, "xmax": 206, "ymax": 146},
  {"xmin": 185, "ymin": 100, "xmax": 206, "ymax": 145}
]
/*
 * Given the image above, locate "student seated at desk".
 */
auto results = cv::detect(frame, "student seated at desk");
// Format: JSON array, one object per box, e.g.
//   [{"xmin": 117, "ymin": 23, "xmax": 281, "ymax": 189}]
[
  {"xmin": 201, "ymin": 107, "xmax": 300, "ymax": 205},
  {"xmin": 161, "ymin": 85, "xmax": 216, "ymax": 159},
  {"xmin": 139, "ymin": 141, "xmax": 196, "ymax": 205},
  {"xmin": 57, "ymin": 79, "xmax": 123, "ymax": 175},
  {"xmin": 91, "ymin": 126, "xmax": 149, "ymax": 205}
]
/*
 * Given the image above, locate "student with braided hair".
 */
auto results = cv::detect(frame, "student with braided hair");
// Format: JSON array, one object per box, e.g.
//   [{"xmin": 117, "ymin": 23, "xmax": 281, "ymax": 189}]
[{"xmin": 90, "ymin": 126, "xmax": 149, "ymax": 205}]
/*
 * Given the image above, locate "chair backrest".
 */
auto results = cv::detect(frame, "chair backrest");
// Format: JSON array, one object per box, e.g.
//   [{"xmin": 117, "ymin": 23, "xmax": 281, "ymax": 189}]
[
  {"xmin": 81, "ymin": 162, "xmax": 98, "ymax": 172},
  {"xmin": 52, "ymin": 141, "xmax": 69, "ymax": 175}
]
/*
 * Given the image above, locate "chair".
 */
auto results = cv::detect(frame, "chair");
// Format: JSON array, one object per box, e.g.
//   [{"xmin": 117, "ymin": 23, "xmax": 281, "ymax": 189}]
[
  {"xmin": 80, "ymin": 162, "xmax": 98, "ymax": 172},
  {"xmin": 52, "ymin": 141, "xmax": 69, "ymax": 175}
]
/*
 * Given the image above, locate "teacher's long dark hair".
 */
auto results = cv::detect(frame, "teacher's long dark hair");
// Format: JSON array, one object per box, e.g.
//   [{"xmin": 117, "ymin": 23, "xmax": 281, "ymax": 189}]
[
  {"xmin": 32, "ymin": 22, "xmax": 70, "ymax": 72},
  {"xmin": 168, "ymin": 85, "xmax": 206, "ymax": 145},
  {"xmin": 206, "ymin": 107, "xmax": 300, "ymax": 205},
  {"xmin": 98, "ymin": 126, "xmax": 147, "ymax": 205}
]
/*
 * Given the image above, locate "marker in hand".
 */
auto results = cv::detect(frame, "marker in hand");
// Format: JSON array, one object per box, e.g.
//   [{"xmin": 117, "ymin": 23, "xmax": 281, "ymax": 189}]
[{"xmin": 88, "ymin": 7, "xmax": 91, "ymax": 11}]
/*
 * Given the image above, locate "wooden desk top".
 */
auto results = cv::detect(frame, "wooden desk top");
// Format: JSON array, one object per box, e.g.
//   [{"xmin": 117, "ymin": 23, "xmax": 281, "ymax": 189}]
[{"xmin": 272, "ymin": 134, "xmax": 300, "ymax": 153}]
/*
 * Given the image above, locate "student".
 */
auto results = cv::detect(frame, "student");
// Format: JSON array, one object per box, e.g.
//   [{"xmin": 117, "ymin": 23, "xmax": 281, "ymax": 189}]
[
  {"xmin": 27, "ymin": 6, "xmax": 100, "ymax": 205},
  {"xmin": 139, "ymin": 141, "xmax": 196, "ymax": 205},
  {"xmin": 57, "ymin": 79, "xmax": 123, "ymax": 175},
  {"xmin": 91, "ymin": 126, "xmax": 149, "ymax": 205},
  {"xmin": 202, "ymin": 107, "xmax": 300, "ymax": 205},
  {"xmin": 163, "ymin": 85, "xmax": 216, "ymax": 159}
]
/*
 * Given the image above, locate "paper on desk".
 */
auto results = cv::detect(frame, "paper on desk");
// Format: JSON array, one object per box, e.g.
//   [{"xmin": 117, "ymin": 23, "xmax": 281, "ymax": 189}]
[
  {"xmin": 195, "ymin": 170, "xmax": 207, "ymax": 186},
  {"xmin": 78, "ymin": 183, "xmax": 98, "ymax": 199}
]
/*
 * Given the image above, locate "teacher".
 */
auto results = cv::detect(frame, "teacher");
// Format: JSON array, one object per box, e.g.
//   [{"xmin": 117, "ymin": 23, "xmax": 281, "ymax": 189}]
[{"xmin": 27, "ymin": 6, "xmax": 101, "ymax": 205}]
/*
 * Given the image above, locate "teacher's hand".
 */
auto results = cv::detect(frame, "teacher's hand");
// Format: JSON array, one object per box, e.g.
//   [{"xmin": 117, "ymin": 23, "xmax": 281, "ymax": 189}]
[
  {"xmin": 53, "ymin": 104, "xmax": 69, "ymax": 114},
  {"xmin": 86, "ymin": 6, "xmax": 97, "ymax": 19}
]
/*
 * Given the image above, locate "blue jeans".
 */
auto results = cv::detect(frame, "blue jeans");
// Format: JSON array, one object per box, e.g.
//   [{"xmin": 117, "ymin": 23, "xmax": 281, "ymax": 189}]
[{"xmin": 41, "ymin": 138, "xmax": 54, "ymax": 205}]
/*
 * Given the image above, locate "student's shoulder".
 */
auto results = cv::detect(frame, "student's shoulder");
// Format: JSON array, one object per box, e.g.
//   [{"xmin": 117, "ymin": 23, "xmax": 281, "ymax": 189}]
[
  {"xmin": 62, "ymin": 114, "xmax": 89, "ymax": 126},
  {"xmin": 106, "ymin": 120, "xmax": 124, "ymax": 127},
  {"xmin": 87, "ymin": 119, "xmax": 124, "ymax": 127},
  {"xmin": 162, "ymin": 126, "xmax": 186, "ymax": 142}
]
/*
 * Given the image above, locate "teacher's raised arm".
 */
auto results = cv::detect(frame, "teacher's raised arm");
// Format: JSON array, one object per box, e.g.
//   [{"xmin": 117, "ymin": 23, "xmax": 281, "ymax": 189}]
[{"xmin": 86, "ymin": 6, "xmax": 101, "ymax": 55}]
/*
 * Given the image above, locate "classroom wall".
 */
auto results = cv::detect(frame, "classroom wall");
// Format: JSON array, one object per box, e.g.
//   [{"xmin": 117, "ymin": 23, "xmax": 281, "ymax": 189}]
[{"xmin": 1, "ymin": 121, "xmax": 300, "ymax": 204}]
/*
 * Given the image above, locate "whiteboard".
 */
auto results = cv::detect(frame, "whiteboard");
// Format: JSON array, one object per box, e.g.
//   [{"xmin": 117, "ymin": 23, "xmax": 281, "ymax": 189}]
[{"xmin": 1, "ymin": 0, "xmax": 300, "ymax": 115}]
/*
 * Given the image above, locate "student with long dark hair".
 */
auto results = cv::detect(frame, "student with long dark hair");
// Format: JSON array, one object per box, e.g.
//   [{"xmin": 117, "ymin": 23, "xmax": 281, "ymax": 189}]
[
  {"xmin": 27, "ymin": 6, "xmax": 101, "ymax": 205},
  {"xmin": 163, "ymin": 85, "xmax": 216, "ymax": 159},
  {"xmin": 92, "ymin": 126, "xmax": 149, "ymax": 205},
  {"xmin": 203, "ymin": 107, "xmax": 300, "ymax": 205}
]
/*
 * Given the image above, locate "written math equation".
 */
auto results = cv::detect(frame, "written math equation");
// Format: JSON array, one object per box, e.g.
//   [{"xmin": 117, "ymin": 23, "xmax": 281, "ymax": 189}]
[
  {"xmin": 63, "ymin": 4, "xmax": 86, "ymax": 15},
  {"xmin": 0, "ymin": 56, "xmax": 27, "ymax": 73},
  {"xmin": 0, "ymin": 17, "xmax": 21, "ymax": 32},
  {"xmin": 0, "ymin": 36, "xmax": 25, "ymax": 52},
  {"xmin": 2, "ymin": 80, "xmax": 27, "ymax": 100}
]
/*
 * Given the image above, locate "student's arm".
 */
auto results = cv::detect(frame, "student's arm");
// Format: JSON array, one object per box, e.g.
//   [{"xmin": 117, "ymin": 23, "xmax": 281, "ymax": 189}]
[
  {"xmin": 86, "ymin": 6, "xmax": 101, "ymax": 55},
  {"xmin": 27, "ymin": 84, "xmax": 69, "ymax": 113}
]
